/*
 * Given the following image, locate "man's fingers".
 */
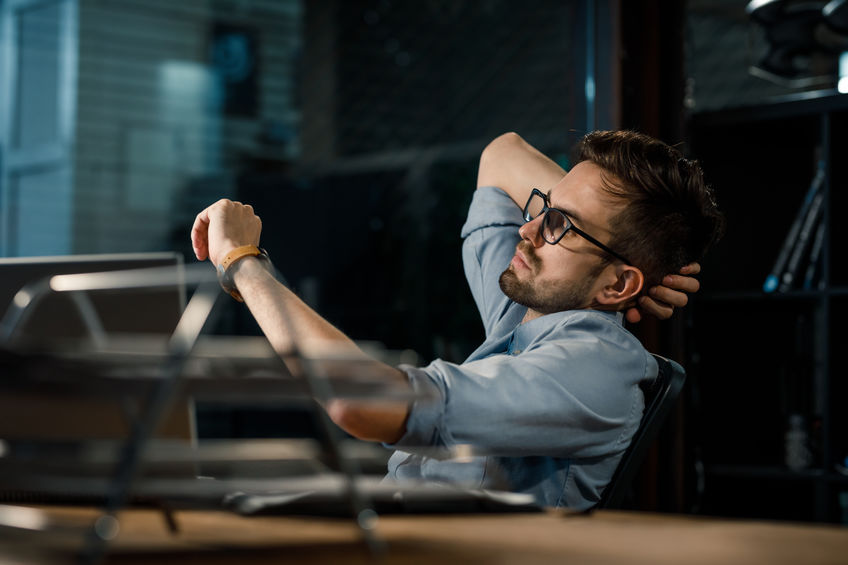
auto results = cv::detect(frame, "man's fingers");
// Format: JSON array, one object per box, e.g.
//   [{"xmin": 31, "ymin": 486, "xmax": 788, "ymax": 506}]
[
  {"xmin": 625, "ymin": 307, "xmax": 642, "ymax": 324},
  {"xmin": 190, "ymin": 199, "xmax": 263, "ymax": 265},
  {"xmin": 679, "ymin": 262, "xmax": 701, "ymax": 275},
  {"xmin": 649, "ymin": 286, "xmax": 689, "ymax": 308},
  {"xmin": 635, "ymin": 262, "xmax": 701, "ymax": 322},
  {"xmin": 661, "ymin": 274, "xmax": 701, "ymax": 294},
  {"xmin": 638, "ymin": 295, "xmax": 674, "ymax": 320},
  {"xmin": 190, "ymin": 207, "xmax": 211, "ymax": 261}
]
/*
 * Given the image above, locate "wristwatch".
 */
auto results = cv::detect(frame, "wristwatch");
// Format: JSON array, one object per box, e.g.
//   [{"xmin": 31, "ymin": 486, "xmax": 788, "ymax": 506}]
[{"xmin": 216, "ymin": 245, "xmax": 271, "ymax": 302}]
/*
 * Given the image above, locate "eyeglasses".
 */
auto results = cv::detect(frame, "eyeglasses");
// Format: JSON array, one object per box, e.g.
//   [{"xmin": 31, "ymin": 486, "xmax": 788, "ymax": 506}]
[{"xmin": 522, "ymin": 188, "xmax": 631, "ymax": 265}]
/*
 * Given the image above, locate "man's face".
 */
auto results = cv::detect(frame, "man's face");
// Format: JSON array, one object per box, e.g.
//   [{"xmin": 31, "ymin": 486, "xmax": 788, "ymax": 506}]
[{"xmin": 499, "ymin": 161, "xmax": 625, "ymax": 316}]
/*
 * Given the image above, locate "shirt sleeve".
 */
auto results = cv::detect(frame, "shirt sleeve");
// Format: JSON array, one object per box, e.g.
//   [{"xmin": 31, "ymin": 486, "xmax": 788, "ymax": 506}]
[
  {"xmin": 388, "ymin": 312, "xmax": 654, "ymax": 460},
  {"xmin": 460, "ymin": 186, "xmax": 524, "ymax": 337}
]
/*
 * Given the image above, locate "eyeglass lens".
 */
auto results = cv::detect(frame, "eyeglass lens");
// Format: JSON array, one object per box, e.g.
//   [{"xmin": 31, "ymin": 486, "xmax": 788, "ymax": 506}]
[
  {"xmin": 542, "ymin": 211, "xmax": 566, "ymax": 243},
  {"xmin": 525, "ymin": 192, "xmax": 567, "ymax": 244},
  {"xmin": 525, "ymin": 192, "xmax": 546, "ymax": 220}
]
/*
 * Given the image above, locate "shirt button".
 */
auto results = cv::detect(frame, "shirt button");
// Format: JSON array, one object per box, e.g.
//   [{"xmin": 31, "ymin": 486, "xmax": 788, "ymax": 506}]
[{"xmin": 512, "ymin": 349, "xmax": 522, "ymax": 355}]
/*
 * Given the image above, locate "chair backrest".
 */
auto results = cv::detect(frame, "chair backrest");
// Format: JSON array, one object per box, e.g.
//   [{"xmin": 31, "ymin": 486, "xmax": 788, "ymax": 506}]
[{"xmin": 596, "ymin": 353, "xmax": 686, "ymax": 509}]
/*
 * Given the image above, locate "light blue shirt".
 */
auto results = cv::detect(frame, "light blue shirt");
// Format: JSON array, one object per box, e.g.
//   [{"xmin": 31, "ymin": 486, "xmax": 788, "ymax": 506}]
[{"xmin": 385, "ymin": 186, "xmax": 658, "ymax": 509}]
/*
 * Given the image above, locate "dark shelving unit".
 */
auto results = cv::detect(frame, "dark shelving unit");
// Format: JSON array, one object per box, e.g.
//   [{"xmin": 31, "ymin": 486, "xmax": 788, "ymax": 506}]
[{"xmin": 686, "ymin": 90, "xmax": 848, "ymax": 524}]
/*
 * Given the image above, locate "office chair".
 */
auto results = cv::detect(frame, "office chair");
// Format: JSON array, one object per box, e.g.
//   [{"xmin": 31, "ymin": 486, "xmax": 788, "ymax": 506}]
[{"xmin": 596, "ymin": 354, "xmax": 687, "ymax": 509}]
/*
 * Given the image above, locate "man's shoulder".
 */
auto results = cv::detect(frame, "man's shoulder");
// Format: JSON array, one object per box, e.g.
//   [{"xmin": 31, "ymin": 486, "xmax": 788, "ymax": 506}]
[{"xmin": 539, "ymin": 310, "xmax": 655, "ymax": 382}]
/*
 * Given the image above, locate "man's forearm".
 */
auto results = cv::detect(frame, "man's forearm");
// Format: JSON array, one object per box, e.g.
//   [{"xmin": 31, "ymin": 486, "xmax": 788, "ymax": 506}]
[
  {"xmin": 233, "ymin": 257, "xmax": 359, "ymax": 356},
  {"xmin": 477, "ymin": 132, "xmax": 567, "ymax": 206},
  {"xmin": 232, "ymin": 256, "xmax": 410, "ymax": 443}
]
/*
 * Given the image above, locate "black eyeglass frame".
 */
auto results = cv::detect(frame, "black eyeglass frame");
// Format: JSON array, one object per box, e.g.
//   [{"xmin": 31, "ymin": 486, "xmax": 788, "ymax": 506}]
[{"xmin": 522, "ymin": 188, "xmax": 632, "ymax": 265}]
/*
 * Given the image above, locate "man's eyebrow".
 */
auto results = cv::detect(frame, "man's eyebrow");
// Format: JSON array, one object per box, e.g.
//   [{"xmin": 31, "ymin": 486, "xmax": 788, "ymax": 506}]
[{"xmin": 546, "ymin": 189, "xmax": 585, "ymax": 226}]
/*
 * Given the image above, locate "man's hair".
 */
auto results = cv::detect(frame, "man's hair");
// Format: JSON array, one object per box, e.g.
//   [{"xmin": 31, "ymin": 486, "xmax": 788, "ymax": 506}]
[{"xmin": 574, "ymin": 130, "xmax": 725, "ymax": 289}]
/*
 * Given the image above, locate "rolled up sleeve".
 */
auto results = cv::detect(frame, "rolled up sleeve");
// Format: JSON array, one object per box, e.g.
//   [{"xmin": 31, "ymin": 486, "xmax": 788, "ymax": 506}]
[
  {"xmin": 460, "ymin": 187, "xmax": 524, "ymax": 336},
  {"xmin": 389, "ymin": 313, "xmax": 653, "ymax": 460}
]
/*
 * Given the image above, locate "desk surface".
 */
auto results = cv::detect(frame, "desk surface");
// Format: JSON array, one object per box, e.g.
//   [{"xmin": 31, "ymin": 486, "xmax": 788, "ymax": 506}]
[{"xmin": 4, "ymin": 505, "xmax": 848, "ymax": 564}]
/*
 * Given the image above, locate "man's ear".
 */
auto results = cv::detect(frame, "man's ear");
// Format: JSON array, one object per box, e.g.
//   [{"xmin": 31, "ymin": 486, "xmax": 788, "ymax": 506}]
[{"xmin": 595, "ymin": 265, "xmax": 645, "ymax": 308}]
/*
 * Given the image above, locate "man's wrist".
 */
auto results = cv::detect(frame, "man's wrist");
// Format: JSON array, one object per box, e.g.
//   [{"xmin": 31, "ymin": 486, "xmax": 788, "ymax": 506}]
[{"xmin": 217, "ymin": 246, "xmax": 271, "ymax": 302}]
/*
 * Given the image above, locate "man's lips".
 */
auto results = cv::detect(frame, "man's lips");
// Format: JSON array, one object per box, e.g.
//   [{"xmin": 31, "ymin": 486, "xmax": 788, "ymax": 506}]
[
  {"xmin": 511, "ymin": 249, "xmax": 532, "ymax": 271},
  {"xmin": 510, "ymin": 240, "xmax": 542, "ymax": 273}
]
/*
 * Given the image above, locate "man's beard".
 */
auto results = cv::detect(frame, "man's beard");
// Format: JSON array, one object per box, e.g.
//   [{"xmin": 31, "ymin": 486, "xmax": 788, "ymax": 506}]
[{"xmin": 498, "ymin": 243, "xmax": 602, "ymax": 315}]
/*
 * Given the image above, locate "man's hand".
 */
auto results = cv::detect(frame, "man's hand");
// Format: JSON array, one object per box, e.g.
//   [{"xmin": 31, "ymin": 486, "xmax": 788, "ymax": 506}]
[
  {"xmin": 191, "ymin": 199, "xmax": 262, "ymax": 266},
  {"xmin": 625, "ymin": 263, "xmax": 701, "ymax": 323}
]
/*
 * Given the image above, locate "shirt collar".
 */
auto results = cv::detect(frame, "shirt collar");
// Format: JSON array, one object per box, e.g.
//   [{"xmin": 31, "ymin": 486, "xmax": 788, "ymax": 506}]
[{"xmin": 510, "ymin": 309, "xmax": 624, "ymax": 354}]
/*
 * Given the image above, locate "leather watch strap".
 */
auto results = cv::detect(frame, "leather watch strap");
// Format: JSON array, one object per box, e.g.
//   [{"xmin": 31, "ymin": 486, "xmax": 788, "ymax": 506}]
[
  {"xmin": 220, "ymin": 245, "xmax": 261, "ymax": 272},
  {"xmin": 217, "ymin": 245, "xmax": 270, "ymax": 302}
]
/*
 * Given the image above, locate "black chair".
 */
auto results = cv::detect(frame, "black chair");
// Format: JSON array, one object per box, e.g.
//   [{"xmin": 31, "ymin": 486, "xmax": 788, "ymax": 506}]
[{"xmin": 596, "ymin": 354, "xmax": 687, "ymax": 509}]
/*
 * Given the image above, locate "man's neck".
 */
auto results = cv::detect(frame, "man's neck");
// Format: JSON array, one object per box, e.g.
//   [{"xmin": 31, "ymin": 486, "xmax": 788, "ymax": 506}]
[{"xmin": 521, "ymin": 309, "xmax": 544, "ymax": 324}]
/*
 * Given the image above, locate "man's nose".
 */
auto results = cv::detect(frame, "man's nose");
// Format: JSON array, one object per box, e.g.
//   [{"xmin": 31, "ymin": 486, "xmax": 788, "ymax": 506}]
[{"xmin": 518, "ymin": 215, "xmax": 545, "ymax": 247}]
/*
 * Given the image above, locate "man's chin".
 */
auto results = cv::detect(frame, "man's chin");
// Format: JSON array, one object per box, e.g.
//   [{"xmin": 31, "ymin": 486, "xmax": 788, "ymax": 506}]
[
  {"xmin": 499, "ymin": 267, "xmax": 594, "ymax": 314},
  {"xmin": 502, "ymin": 264, "xmax": 529, "ymax": 283},
  {"xmin": 499, "ymin": 268, "xmax": 528, "ymax": 304}
]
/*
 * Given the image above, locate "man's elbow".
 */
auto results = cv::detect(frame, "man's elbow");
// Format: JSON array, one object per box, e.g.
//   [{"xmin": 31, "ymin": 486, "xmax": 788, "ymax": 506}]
[
  {"xmin": 326, "ymin": 400, "xmax": 365, "ymax": 437},
  {"xmin": 493, "ymin": 131, "xmax": 523, "ymax": 146},
  {"xmin": 482, "ymin": 132, "xmax": 523, "ymax": 161},
  {"xmin": 325, "ymin": 399, "xmax": 407, "ymax": 444},
  {"xmin": 478, "ymin": 132, "xmax": 524, "ymax": 188}
]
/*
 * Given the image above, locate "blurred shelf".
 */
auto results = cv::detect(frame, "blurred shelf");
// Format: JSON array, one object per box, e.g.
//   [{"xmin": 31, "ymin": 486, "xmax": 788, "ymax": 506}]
[
  {"xmin": 691, "ymin": 89, "xmax": 848, "ymax": 126},
  {"xmin": 698, "ymin": 286, "xmax": 848, "ymax": 302},
  {"xmin": 707, "ymin": 464, "xmax": 848, "ymax": 484},
  {"xmin": 688, "ymin": 88, "xmax": 848, "ymax": 525}
]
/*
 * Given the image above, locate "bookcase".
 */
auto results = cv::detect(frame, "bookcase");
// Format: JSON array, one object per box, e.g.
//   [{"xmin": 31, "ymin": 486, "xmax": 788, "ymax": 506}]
[{"xmin": 686, "ymin": 92, "xmax": 848, "ymax": 524}]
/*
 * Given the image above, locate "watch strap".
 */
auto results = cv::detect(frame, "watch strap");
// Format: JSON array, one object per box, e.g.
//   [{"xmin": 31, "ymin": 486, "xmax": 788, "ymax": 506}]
[
  {"xmin": 220, "ymin": 245, "xmax": 261, "ymax": 272},
  {"xmin": 217, "ymin": 245, "xmax": 270, "ymax": 302}
]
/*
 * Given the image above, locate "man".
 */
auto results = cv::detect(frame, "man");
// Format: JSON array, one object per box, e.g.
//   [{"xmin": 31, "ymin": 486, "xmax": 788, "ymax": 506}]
[{"xmin": 191, "ymin": 130, "xmax": 723, "ymax": 510}]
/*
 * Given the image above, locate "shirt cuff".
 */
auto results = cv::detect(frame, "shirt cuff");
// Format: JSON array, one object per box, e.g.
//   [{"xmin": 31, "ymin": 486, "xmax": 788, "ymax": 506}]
[
  {"xmin": 460, "ymin": 186, "xmax": 524, "ymax": 239},
  {"xmin": 383, "ymin": 364, "xmax": 446, "ymax": 450}
]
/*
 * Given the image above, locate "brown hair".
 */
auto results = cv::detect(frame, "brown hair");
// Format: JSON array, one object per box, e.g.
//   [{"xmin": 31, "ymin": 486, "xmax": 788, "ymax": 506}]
[{"xmin": 575, "ymin": 130, "xmax": 725, "ymax": 288}]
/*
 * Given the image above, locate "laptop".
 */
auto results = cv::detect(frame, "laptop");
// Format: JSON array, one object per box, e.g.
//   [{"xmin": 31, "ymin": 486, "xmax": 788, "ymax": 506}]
[{"xmin": 0, "ymin": 252, "xmax": 194, "ymax": 443}]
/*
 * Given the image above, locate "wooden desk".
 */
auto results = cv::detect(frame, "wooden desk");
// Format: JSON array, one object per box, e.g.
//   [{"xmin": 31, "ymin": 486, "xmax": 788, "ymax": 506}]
[{"xmin": 4, "ymin": 505, "xmax": 848, "ymax": 564}]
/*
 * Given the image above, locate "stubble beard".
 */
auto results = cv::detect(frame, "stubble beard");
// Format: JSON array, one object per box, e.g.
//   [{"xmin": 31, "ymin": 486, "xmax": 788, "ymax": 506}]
[{"xmin": 498, "ymin": 243, "xmax": 601, "ymax": 315}]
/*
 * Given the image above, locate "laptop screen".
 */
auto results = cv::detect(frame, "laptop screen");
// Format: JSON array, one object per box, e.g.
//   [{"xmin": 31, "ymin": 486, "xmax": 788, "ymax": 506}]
[
  {"xmin": 0, "ymin": 252, "xmax": 194, "ymax": 442},
  {"xmin": 0, "ymin": 252, "xmax": 185, "ymax": 341}
]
